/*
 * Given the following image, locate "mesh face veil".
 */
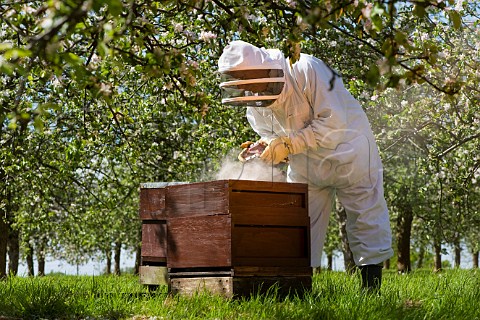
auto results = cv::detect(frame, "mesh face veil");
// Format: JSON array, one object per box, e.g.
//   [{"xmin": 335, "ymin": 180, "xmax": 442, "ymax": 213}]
[
  {"xmin": 218, "ymin": 41, "xmax": 286, "ymax": 107},
  {"xmin": 219, "ymin": 69, "xmax": 285, "ymax": 107}
]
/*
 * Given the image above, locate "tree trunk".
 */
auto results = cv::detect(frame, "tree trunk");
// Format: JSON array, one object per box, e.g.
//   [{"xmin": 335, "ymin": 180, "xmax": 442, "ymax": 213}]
[
  {"xmin": 336, "ymin": 205, "xmax": 355, "ymax": 274},
  {"xmin": 106, "ymin": 249, "xmax": 112, "ymax": 275},
  {"xmin": 134, "ymin": 244, "xmax": 141, "ymax": 275},
  {"xmin": 417, "ymin": 246, "xmax": 425, "ymax": 269},
  {"xmin": 396, "ymin": 203, "xmax": 413, "ymax": 273},
  {"xmin": 433, "ymin": 241, "xmax": 442, "ymax": 272},
  {"xmin": 0, "ymin": 216, "xmax": 7, "ymax": 278},
  {"xmin": 37, "ymin": 242, "xmax": 46, "ymax": 276},
  {"xmin": 26, "ymin": 243, "xmax": 35, "ymax": 277},
  {"xmin": 7, "ymin": 227, "xmax": 19, "ymax": 276},
  {"xmin": 327, "ymin": 253, "xmax": 333, "ymax": 271},
  {"xmin": 453, "ymin": 238, "xmax": 461, "ymax": 268},
  {"xmin": 0, "ymin": 165, "xmax": 7, "ymax": 278},
  {"xmin": 472, "ymin": 251, "xmax": 478, "ymax": 269},
  {"xmin": 114, "ymin": 241, "xmax": 121, "ymax": 275},
  {"xmin": 383, "ymin": 259, "xmax": 390, "ymax": 270},
  {"xmin": 38, "ymin": 258, "xmax": 45, "ymax": 276}
]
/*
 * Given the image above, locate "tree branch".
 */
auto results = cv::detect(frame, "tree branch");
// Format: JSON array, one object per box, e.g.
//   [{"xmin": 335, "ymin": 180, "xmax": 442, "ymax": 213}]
[{"xmin": 436, "ymin": 133, "xmax": 480, "ymax": 159}]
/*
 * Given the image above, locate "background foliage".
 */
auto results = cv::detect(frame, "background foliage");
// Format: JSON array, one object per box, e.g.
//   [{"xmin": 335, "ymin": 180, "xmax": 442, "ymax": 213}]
[{"xmin": 1, "ymin": 0, "xmax": 478, "ymax": 275}]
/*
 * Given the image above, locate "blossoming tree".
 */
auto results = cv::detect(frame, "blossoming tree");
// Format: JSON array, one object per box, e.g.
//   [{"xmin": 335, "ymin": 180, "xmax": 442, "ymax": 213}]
[{"xmin": 1, "ymin": 0, "xmax": 478, "ymax": 276}]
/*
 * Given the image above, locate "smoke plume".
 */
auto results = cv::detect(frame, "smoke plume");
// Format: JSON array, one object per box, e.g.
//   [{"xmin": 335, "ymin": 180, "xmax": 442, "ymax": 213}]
[{"xmin": 214, "ymin": 153, "xmax": 286, "ymax": 182}]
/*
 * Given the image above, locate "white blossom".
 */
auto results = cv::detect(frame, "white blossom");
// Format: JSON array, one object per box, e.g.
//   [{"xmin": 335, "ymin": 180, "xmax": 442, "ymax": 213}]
[
  {"xmin": 199, "ymin": 31, "xmax": 217, "ymax": 42},
  {"xmin": 438, "ymin": 51, "xmax": 447, "ymax": 59},
  {"xmin": 52, "ymin": 77, "xmax": 61, "ymax": 88},
  {"xmin": 22, "ymin": 5, "xmax": 36, "ymax": 14},
  {"xmin": 173, "ymin": 23, "xmax": 183, "ymax": 33},
  {"xmin": 99, "ymin": 83, "xmax": 112, "ymax": 96},
  {"xmin": 361, "ymin": 3, "xmax": 373, "ymax": 19},
  {"xmin": 246, "ymin": 14, "xmax": 267, "ymax": 24},
  {"xmin": 454, "ymin": 0, "xmax": 463, "ymax": 11},
  {"xmin": 40, "ymin": 17, "xmax": 54, "ymax": 30},
  {"xmin": 286, "ymin": 0, "xmax": 297, "ymax": 8},
  {"xmin": 183, "ymin": 30, "xmax": 196, "ymax": 39}
]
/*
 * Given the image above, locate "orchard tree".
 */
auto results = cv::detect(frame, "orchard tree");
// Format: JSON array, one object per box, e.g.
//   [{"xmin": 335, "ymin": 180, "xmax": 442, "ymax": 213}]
[
  {"xmin": 2, "ymin": 0, "xmax": 473, "ymax": 129},
  {"xmin": 371, "ymin": 18, "xmax": 479, "ymax": 272},
  {"xmin": 1, "ymin": 0, "xmax": 479, "ymax": 276}
]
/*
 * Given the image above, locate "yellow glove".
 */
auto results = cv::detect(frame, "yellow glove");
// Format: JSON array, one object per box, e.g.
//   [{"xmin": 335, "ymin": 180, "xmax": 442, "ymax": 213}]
[
  {"xmin": 240, "ymin": 141, "xmax": 255, "ymax": 149},
  {"xmin": 260, "ymin": 136, "xmax": 292, "ymax": 165}
]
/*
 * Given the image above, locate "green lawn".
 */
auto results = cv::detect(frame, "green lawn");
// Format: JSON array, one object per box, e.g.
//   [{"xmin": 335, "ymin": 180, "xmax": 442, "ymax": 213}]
[{"xmin": 1, "ymin": 269, "xmax": 479, "ymax": 319}]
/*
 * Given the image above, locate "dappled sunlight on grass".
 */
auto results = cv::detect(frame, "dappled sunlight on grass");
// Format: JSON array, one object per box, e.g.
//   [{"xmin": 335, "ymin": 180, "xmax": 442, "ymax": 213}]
[{"xmin": 0, "ymin": 269, "xmax": 478, "ymax": 319}]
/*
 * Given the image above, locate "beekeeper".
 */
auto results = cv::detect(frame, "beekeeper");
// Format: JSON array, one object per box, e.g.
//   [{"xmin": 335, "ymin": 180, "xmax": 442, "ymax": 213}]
[{"xmin": 218, "ymin": 40, "xmax": 393, "ymax": 292}]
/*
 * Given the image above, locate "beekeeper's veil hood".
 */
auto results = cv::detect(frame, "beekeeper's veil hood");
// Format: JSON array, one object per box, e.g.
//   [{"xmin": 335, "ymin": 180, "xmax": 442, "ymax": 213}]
[{"xmin": 218, "ymin": 40, "xmax": 285, "ymax": 107}]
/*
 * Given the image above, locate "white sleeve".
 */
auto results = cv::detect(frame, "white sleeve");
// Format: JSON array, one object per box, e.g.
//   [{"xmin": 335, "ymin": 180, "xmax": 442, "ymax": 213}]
[
  {"xmin": 246, "ymin": 107, "xmax": 278, "ymax": 142},
  {"xmin": 288, "ymin": 57, "xmax": 349, "ymax": 154}
]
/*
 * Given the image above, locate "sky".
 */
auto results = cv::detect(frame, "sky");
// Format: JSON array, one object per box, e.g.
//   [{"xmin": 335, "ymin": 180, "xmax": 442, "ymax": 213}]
[{"xmin": 14, "ymin": 249, "xmax": 136, "ymax": 276}]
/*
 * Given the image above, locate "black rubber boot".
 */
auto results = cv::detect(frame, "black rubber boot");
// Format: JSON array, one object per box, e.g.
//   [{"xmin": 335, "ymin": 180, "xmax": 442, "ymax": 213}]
[{"xmin": 359, "ymin": 264, "xmax": 383, "ymax": 294}]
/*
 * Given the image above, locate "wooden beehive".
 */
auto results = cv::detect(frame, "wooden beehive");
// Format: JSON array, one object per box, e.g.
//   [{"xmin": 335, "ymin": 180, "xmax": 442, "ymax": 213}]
[
  {"xmin": 139, "ymin": 180, "xmax": 312, "ymax": 296},
  {"xmin": 138, "ymin": 182, "xmax": 185, "ymax": 285}
]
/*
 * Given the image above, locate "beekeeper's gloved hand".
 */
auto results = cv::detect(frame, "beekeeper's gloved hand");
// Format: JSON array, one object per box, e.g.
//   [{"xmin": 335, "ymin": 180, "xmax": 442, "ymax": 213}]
[
  {"xmin": 238, "ymin": 141, "xmax": 254, "ymax": 162},
  {"xmin": 238, "ymin": 140, "xmax": 269, "ymax": 162},
  {"xmin": 260, "ymin": 136, "xmax": 292, "ymax": 165},
  {"xmin": 240, "ymin": 141, "xmax": 255, "ymax": 149}
]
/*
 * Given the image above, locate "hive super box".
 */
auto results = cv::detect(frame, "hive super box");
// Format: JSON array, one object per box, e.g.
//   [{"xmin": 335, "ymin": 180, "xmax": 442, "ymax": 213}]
[{"xmin": 139, "ymin": 179, "xmax": 312, "ymax": 297}]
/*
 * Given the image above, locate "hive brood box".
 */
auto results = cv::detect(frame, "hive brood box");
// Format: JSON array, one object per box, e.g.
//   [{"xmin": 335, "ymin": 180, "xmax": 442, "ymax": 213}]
[{"xmin": 139, "ymin": 180, "xmax": 312, "ymax": 297}]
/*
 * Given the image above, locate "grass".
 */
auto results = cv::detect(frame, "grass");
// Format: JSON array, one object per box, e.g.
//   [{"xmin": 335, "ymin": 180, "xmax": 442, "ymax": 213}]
[{"xmin": 0, "ymin": 269, "xmax": 479, "ymax": 319}]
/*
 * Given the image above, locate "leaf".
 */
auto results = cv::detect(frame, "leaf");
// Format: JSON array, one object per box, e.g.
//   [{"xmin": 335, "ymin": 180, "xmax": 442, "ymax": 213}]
[
  {"xmin": 394, "ymin": 31, "xmax": 408, "ymax": 46},
  {"xmin": 449, "ymin": 10, "xmax": 462, "ymax": 29},
  {"xmin": 7, "ymin": 117, "xmax": 17, "ymax": 130},
  {"xmin": 0, "ymin": 62, "xmax": 14, "ymax": 75},
  {"xmin": 4, "ymin": 48, "xmax": 32, "ymax": 60},
  {"xmin": 371, "ymin": 3, "xmax": 385, "ymax": 17},
  {"xmin": 387, "ymin": 74, "xmax": 401, "ymax": 88},
  {"xmin": 382, "ymin": 38, "xmax": 394, "ymax": 57},
  {"xmin": 33, "ymin": 116, "xmax": 44, "ymax": 132},
  {"xmin": 366, "ymin": 64, "xmax": 380, "ymax": 86},
  {"xmin": 413, "ymin": 4, "xmax": 426, "ymax": 18},
  {"xmin": 97, "ymin": 42, "xmax": 110, "ymax": 57},
  {"xmin": 370, "ymin": 4, "xmax": 385, "ymax": 31},
  {"xmin": 371, "ymin": 15, "xmax": 383, "ymax": 31},
  {"xmin": 64, "ymin": 52, "xmax": 82, "ymax": 65}
]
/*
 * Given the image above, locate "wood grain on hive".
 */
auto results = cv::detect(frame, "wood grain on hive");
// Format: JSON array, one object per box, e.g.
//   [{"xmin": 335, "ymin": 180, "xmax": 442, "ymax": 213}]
[{"xmin": 139, "ymin": 180, "xmax": 312, "ymax": 296}]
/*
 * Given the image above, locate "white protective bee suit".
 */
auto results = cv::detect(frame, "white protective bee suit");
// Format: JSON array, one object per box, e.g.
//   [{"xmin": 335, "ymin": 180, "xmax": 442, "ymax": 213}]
[{"xmin": 218, "ymin": 40, "xmax": 393, "ymax": 268}]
